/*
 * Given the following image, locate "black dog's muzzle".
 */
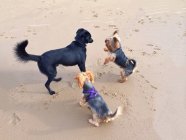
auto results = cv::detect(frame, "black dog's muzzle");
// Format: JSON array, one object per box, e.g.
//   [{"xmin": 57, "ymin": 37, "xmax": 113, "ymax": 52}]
[{"xmin": 89, "ymin": 38, "xmax": 93, "ymax": 43}]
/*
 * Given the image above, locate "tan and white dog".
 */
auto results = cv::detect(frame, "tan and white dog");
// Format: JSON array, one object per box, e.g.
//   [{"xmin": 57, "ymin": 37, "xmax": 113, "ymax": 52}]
[{"xmin": 104, "ymin": 31, "xmax": 137, "ymax": 83}]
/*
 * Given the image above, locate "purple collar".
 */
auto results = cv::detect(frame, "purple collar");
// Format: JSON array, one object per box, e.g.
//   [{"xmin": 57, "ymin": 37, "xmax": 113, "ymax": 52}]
[{"xmin": 83, "ymin": 87, "xmax": 98, "ymax": 100}]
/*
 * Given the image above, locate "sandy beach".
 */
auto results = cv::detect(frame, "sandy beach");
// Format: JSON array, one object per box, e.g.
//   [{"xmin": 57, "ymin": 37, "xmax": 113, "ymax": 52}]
[{"xmin": 0, "ymin": 0, "xmax": 186, "ymax": 139}]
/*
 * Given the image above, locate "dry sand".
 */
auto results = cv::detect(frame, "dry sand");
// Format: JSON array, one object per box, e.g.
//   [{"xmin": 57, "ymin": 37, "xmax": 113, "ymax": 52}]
[{"xmin": 0, "ymin": 0, "xmax": 186, "ymax": 140}]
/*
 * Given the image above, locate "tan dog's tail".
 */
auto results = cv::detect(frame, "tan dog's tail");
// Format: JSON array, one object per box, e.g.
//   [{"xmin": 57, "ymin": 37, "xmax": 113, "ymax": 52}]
[{"xmin": 107, "ymin": 106, "xmax": 123, "ymax": 121}]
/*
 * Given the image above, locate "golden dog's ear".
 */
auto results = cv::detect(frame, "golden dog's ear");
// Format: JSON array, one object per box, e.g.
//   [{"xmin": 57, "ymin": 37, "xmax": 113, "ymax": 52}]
[
  {"xmin": 86, "ymin": 71, "xmax": 94, "ymax": 83},
  {"xmin": 75, "ymin": 72, "xmax": 95, "ymax": 88},
  {"xmin": 74, "ymin": 76, "xmax": 80, "ymax": 88},
  {"xmin": 75, "ymin": 74, "xmax": 84, "ymax": 88}
]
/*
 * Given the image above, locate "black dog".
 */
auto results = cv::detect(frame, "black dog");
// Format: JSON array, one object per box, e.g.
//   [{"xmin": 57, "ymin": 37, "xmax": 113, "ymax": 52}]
[{"xmin": 14, "ymin": 28, "xmax": 93, "ymax": 95}]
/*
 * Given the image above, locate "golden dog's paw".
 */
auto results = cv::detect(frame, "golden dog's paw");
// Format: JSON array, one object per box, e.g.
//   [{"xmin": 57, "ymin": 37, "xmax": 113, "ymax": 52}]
[
  {"xmin": 79, "ymin": 101, "xmax": 85, "ymax": 107},
  {"xmin": 105, "ymin": 118, "xmax": 111, "ymax": 123}
]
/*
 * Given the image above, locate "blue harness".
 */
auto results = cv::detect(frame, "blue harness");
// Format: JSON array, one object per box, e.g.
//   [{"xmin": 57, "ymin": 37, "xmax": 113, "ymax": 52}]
[
  {"xmin": 83, "ymin": 87, "xmax": 98, "ymax": 101},
  {"xmin": 114, "ymin": 48, "xmax": 128, "ymax": 68}
]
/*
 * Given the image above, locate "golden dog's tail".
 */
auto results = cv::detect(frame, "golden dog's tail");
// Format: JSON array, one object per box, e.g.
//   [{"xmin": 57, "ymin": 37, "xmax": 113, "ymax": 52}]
[{"xmin": 107, "ymin": 106, "xmax": 123, "ymax": 121}]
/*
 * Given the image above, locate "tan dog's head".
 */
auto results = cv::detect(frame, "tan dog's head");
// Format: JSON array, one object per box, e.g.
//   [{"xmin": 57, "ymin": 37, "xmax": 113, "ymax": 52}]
[
  {"xmin": 75, "ymin": 71, "xmax": 94, "ymax": 88},
  {"xmin": 105, "ymin": 30, "xmax": 121, "ymax": 52}
]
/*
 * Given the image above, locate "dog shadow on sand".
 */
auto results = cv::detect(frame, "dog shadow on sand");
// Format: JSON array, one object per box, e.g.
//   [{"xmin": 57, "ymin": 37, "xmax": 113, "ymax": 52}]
[
  {"xmin": 0, "ymin": 68, "xmax": 125, "ymax": 136},
  {"xmin": 0, "ymin": 70, "xmax": 102, "ymax": 135}
]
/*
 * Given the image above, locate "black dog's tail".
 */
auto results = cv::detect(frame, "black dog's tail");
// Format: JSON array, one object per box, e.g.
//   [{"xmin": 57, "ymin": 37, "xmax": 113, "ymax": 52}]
[
  {"xmin": 14, "ymin": 40, "xmax": 40, "ymax": 62},
  {"xmin": 107, "ymin": 106, "xmax": 123, "ymax": 121}
]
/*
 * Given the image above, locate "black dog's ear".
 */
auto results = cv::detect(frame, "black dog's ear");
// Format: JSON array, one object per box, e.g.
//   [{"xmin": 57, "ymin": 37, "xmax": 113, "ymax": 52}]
[{"xmin": 76, "ymin": 28, "xmax": 85, "ymax": 35}]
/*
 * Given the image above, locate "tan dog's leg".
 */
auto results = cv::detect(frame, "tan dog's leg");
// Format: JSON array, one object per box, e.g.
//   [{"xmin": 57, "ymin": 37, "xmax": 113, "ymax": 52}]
[
  {"xmin": 104, "ymin": 57, "xmax": 111, "ymax": 65},
  {"xmin": 104, "ymin": 47, "xmax": 109, "ymax": 52},
  {"xmin": 104, "ymin": 55, "xmax": 116, "ymax": 65},
  {"xmin": 118, "ymin": 71, "xmax": 128, "ymax": 83},
  {"xmin": 104, "ymin": 118, "xmax": 111, "ymax": 123},
  {"xmin": 88, "ymin": 114, "xmax": 100, "ymax": 127},
  {"xmin": 79, "ymin": 96, "xmax": 87, "ymax": 107}
]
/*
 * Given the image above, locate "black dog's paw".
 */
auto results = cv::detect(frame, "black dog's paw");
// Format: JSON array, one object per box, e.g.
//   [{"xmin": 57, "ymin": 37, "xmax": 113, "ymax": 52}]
[
  {"xmin": 49, "ymin": 90, "xmax": 56, "ymax": 95},
  {"xmin": 53, "ymin": 78, "xmax": 62, "ymax": 82}
]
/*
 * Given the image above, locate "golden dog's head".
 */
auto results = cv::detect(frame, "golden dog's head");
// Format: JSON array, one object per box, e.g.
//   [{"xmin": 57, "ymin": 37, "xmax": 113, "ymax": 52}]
[{"xmin": 75, "ymin": 71, "xmax": 94, "ymax": 88}]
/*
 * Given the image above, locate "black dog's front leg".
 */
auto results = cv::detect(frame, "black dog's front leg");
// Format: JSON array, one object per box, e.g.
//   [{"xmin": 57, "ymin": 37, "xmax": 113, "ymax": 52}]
[{"xmin": 78, "ymin": 62, "xmax": 86, "ymax": 72}]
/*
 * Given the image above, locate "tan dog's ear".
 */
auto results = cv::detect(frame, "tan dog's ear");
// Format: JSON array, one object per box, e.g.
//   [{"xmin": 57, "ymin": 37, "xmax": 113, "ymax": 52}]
[
  {"xmin": 113, "ymin": 37, "xmax": 118, "ymax": 43},
  {"xmin": 113, "ymin": 30, "xmax": 119, "ymax": 35},
  {"xmin": 113, "ymin": 37, "xmax": 120, "ymax": 49}
]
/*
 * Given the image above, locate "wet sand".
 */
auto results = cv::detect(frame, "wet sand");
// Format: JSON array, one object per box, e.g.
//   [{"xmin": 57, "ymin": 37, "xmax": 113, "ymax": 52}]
[{"xmin": 0, "ymin": 0, "xmax": 186, "ymax": 140}]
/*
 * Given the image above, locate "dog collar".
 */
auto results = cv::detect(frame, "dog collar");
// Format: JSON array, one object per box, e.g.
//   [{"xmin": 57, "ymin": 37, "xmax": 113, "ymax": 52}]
[
  {"xmin": 83, "ymin": 87, "xmax": 98, "ymax": 100},
  {"xmin": 74, "ymin": 40, "xmax": 86, "ymax": 48}
]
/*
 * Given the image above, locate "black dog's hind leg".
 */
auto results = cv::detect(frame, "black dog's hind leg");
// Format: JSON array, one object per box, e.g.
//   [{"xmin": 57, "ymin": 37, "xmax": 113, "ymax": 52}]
[
  {"xmin": 44, "ymin": 66, "xmax": 58, "ymax": 95},
  {"xmin": 38, "ymin": 62, "xmax": 60, "ymax": 95},
  {"xmin": 45, "ymin": 76, "xmax": 56, "ymax": 95},
  {"xmin": 52, "ymin": 65, "xmax": 62, "ymax": 82},
  {"xmin": 53, "ymin": 77, "xmax": 62, "ymax": 82}
]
